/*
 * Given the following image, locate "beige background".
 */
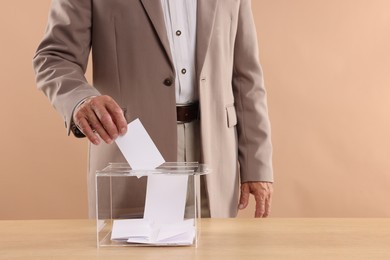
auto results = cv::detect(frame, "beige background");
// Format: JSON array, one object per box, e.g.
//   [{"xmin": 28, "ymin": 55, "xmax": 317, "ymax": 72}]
[{"xmin": 0, "ymin": 0, "xmax": 389, "ymax": 220}]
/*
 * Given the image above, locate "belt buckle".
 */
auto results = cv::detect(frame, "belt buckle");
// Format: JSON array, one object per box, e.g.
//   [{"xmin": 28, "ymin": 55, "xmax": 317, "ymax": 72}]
[{"xmin": 176, "ymin": 102, "xmax": 199, "ymax": 123}]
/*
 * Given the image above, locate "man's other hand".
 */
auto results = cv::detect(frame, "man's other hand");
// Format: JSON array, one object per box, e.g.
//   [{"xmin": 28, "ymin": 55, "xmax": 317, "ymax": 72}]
[
  {"xmin": 73, "ymin": 95, "xmax": 127, "ymax": 145},
  {"xmin": 238, "ymin": 181, "xmax": 273, "ymax": 218}
]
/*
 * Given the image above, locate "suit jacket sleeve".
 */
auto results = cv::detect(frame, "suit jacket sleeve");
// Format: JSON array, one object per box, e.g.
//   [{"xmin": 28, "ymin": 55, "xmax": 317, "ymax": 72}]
[
  {"xmin": 232, "ymin": 0, "xmax": 274, "ymax": 183},
  {"xmin": 33, "ymin": 0, "xmax": 100, "ymax": 135}
]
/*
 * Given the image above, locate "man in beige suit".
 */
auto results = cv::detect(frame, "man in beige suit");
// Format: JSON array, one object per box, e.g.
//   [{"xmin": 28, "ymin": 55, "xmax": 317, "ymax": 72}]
[{"xmin": 34, "ymin": 0, "xmax": 273, "ymax": 218}]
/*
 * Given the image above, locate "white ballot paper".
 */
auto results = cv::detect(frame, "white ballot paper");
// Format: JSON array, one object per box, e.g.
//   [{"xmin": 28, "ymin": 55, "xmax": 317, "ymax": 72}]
[
  {"xmin": 144, "ymin": 174, "xmax": 188, "ymax": 226},
  {"xmin": 115, "ymin": 118, "xmax": 165, "ymax": 170},
  {"xmin": 114, "ymin": 119, "xmax": 194, "ymax": 245},
  {"xmin": 111, "ymin": 219, "xmax": 195, "ymax": 245}
]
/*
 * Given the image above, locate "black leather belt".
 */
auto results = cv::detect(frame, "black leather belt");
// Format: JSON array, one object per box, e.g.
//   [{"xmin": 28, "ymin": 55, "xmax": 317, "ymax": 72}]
[{"xmin": 176, "ymin": 102, "xmax": 200, "ymax": 123}]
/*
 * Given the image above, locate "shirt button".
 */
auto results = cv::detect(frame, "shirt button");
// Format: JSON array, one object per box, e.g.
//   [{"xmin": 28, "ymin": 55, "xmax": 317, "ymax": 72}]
[
  {"xmin": 163, "ymin": 78, "xmax": 173, "ymax": 86},
  {"xmin": 176, "ymin": 30, "xmax": 182, "ymax": 36},
  {"xmin": 181, "ymin": 68, "xmax": 187, "ymax": 75}
]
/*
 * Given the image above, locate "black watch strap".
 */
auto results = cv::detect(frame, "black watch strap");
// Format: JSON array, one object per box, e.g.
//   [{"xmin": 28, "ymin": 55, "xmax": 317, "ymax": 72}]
[{"xmin": 70, "ymin": 121, "xmax": 86, "ymax": 138}]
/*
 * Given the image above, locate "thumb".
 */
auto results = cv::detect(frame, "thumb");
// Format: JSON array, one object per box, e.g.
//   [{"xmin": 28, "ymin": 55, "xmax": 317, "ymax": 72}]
[{"xmin": 238, "ymin": 183, "xmax": 250, "ymax": 210}]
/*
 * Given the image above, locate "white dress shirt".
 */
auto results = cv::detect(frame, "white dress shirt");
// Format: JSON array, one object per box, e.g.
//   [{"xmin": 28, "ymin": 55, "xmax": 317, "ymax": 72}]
[{"xmin": 160, "ymin": 0, "xmax": 197, "ymax": 104}]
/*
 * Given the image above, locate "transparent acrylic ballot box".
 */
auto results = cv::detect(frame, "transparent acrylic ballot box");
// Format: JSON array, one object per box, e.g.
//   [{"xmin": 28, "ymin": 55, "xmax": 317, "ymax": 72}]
[{"xmin": 96, "ymin": 162, "xmax": 209, "ymax": 247}]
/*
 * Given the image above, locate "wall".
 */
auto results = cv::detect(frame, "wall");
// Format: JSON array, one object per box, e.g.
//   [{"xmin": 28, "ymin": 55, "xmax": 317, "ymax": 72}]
[
  {"xmin": 0, "ymin": 1, "xmax": 389, "ymax": 219},
  {"xmin": 251, "ymin": 0, "xmax": 390, "ymax": 217},
  {"xmin": 0, "ymin": 1, "xmax": 89, "ymax": 219}
]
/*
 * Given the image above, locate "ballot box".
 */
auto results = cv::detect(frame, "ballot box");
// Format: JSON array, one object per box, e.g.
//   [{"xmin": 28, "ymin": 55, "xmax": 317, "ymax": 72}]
[{"xmin": 95, "ymin": 162, "xmax": 210, "ymax": 247}]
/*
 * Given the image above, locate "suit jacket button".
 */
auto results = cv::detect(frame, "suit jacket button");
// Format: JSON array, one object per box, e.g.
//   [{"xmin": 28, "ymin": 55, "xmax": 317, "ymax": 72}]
[{"xmin": 163, "ymin": 78, "xmax": 173, "ymax": 86}]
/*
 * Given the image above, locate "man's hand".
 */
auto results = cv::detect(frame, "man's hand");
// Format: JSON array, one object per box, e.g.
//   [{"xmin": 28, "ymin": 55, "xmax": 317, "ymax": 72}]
[
  {"xmin": 73, "ymin": 95, "xmax": 127, "ymax": 145},
  {"xmin": 238, "ymin": 181, "xmax": 273, "ymax": 218}
]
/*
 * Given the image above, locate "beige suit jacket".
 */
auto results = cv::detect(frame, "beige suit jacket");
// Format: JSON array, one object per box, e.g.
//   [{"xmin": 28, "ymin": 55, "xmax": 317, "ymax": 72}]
[{"xmin": 33, "ymin": 0, "xmax": 273, "ymax": 217}]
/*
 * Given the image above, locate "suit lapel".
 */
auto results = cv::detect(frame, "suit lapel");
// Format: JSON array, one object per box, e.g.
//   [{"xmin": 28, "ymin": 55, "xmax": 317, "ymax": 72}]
[
  {"xmin": 140, "ymin": 0, "xmax": 174, "ymax": 68},
  {"xmin": 196, "ymin": 0, "xmax": 219, "ymax": 80}
]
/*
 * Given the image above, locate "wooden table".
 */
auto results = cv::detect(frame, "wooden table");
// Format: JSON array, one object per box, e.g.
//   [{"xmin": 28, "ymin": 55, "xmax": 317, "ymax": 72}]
[{"xmin": 1, "ymin": 218, "xmax": 389, "ymax": 259}]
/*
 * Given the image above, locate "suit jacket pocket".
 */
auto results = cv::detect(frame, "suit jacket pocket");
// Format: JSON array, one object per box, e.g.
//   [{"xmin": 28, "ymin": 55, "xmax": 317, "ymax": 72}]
[{"xmin": 226, "ymin": 105, "xmax": 237, "ymax": 128}]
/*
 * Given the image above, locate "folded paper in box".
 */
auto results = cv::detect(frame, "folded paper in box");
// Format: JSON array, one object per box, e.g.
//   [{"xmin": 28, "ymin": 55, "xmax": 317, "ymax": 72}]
[{"xmin": 111, "ymin": 219, "xmax": 195, "ymax": 245}]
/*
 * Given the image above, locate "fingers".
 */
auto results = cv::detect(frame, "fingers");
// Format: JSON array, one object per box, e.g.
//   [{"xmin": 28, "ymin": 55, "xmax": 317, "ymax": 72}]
[
  {"xmin": 73, "ymin": 95, "xmax": 127, "ymax": 145},
  {"xmin": 264, "ymin": 191, "xmax": 272, "ymax": 218},
  {"xmin": 75, "ymin": 116, "xmax": 100, "ymax": 145},
  {"xmin": 253, "ymin": 182, "xmax": 273, "ymax": 218},
  {"xmin": 239, "ymin": 182, "xmax": 273, "ymax": 218},
  {"xmin": 105, "ymin": 101, "xmax": 128, "ymax": 136},
  {"xmin": 90, "ymin": 102, "xmax": 117, "ymax": 144},
  {"xmin": 238, "ymin": 183, "xmax": 250, "ymax": 210},
  {"xmin": 254, "ymin": 190, "xmax": 266, "ymax": 218}
]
